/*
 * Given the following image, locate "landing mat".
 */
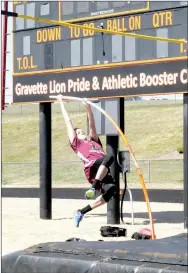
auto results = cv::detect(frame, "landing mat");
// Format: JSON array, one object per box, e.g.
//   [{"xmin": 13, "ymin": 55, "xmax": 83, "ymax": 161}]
[{"xmin": 2, "ymin": 233, "xmax": 187, "ymax": 273}]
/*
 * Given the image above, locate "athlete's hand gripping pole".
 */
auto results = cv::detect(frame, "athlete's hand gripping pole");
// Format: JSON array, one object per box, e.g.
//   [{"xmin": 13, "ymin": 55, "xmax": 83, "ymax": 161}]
[{"xmin": 50, "ymin": 94, "xmax": 72, "ymax": 103}]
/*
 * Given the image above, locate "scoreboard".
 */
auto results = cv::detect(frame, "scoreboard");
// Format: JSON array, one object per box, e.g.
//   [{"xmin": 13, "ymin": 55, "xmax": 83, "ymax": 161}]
[{"xmin": 12, "ymin": 1, "xmax": 188, "ymax": 103}]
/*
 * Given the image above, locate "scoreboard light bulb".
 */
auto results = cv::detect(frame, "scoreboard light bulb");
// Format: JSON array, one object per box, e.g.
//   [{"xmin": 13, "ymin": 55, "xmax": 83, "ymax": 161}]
[{"xmin": 96, "ymin": 23, "xmax": 104, "ymax": 29}]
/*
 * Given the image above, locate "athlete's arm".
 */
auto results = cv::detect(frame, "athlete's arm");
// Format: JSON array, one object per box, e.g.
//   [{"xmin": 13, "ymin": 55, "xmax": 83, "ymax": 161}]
[
  {"xmin": 57, "ymin": 95, "xmax": 76, "ymax": 143},
  {"xmin": 87, "ymin": 104, "xmax": 98, "ymax": 141}
]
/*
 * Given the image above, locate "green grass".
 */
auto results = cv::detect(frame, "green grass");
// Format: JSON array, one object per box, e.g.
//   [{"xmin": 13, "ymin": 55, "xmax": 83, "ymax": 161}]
[
  {"xmin": 2, "ymin": 100, "xmax": 183, "ymax": 185},
  {"xmin": 123, "ymin": 102, "xmax": 183, "ymax": 158}
]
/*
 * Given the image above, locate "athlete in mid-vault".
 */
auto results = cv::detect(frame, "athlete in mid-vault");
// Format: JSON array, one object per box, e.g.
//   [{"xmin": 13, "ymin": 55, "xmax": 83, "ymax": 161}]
[{"xmin": 56, "ymin": 95, "xmax": 117, "ymax": 227}]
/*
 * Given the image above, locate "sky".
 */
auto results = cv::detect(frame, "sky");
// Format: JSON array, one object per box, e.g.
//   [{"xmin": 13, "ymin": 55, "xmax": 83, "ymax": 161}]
[{"xmin": 3, "ymin": 1, "xmax": 183, "ymax": 103}]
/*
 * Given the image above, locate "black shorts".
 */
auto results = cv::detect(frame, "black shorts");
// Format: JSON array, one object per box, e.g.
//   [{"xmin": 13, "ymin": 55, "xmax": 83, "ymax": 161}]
[{"xmin": 90, "ymin": 157, "xmax": 116, "ymax": 194}]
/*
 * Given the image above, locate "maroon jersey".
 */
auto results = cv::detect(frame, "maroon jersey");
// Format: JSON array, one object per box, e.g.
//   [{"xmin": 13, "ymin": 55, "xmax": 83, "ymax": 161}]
[
  {"xmin": 70, "ymin": 136, "xmax": 105, "ymax": 183},
  {"xmin": 71, "ymin": 136, "xmax": 105, "ymax": 167}
]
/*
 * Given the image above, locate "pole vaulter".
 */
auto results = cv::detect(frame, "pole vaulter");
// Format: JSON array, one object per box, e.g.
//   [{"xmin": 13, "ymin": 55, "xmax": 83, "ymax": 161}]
[
  {"xmin": 3, "ymin": 6, "xmax": 185, "ymax": 240},
  {"xmin": 50, "ymin": 95, "xmax": 156, "ymax": 240}
]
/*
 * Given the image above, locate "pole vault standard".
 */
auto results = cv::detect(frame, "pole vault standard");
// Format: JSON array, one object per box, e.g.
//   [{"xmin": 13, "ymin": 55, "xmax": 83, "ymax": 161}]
[
  {"xmin": 1, "ymin": 9, "xmax": 187, "ymax": 45},
  {"xmin": 49, "ymin": 95, "xmax": 156, "ymax": 240}
]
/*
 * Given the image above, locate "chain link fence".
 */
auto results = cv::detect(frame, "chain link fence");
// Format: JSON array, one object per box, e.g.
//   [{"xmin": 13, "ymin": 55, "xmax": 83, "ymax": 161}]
[{"xmin": 2, "ymin": 158, "xmax": 183, "ymax": 186}]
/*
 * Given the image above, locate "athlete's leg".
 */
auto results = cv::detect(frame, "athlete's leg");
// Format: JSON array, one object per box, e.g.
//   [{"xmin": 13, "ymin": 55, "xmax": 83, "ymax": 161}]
[
  {"xmin": 75, "ymin": 180, "xmax": 117, "ymax": 227},
  {"xmin": 90, "ymin": 182, "xmax": 117, "ymax": 210},
  {"xmin": 74, "ymin": 195, "xmax": 106, "ymax": 227},
  {"xmin": 92, "ymin": 152, "xmax": 114, "ymax": 188},
  {"xmin": 85, "ymin": 153, "xmax": 114, "ymax": 199}
]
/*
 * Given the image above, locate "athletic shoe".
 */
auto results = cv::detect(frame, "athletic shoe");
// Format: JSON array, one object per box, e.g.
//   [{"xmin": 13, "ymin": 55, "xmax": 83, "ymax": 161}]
[
  {"xmin": 85, "ymin": 188, "xmax": 96, "ymax": 199},
  {"xmin": 74, "ymin": 211, "xmax": 84, "ymax": 227}
]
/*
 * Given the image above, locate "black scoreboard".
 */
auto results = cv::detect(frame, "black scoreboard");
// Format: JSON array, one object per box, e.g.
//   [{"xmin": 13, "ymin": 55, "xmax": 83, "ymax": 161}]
[{"xmin": 12, "ymin": 1, "xmax": 188, "ymax": 103}]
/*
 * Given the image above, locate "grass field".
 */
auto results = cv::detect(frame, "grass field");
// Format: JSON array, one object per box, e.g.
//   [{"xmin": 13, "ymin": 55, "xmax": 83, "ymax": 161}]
[{"xmin": 2, "ymin": 100, "xmax": 183, "ymax": 185}]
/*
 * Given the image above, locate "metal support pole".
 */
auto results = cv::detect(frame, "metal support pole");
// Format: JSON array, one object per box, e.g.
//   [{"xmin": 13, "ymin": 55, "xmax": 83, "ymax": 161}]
[
  {"xmin": 120, "ymin": 97, "xmax": 125, "ymax": 132},
  {"xmin": 106, "ymin": 135, "xmax": 119, "ymax": 224},
  {"xmin": 183, "ymin": 93, "xmax": 188, "ymax": 228},
  {"xmin": 107, "ymin": 98, "xmax": 124, "ymax": 224},
  {"xmin": 1, "ymin": 0, "xmax": 8, "ymax": 110},
  {"xmin": 39, "ymin": 103, "xmax": 52, "ymax": 219}
]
